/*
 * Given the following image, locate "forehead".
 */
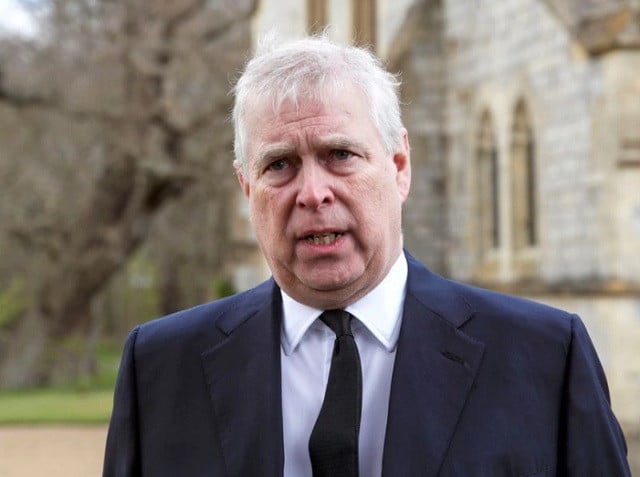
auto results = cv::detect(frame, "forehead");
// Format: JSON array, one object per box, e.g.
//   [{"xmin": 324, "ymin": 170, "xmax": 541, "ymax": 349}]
[
  {"xmin": 244, "ymin": 85, "xmax": 373, "ymax": 144},
  {"xmin": 257, "ymin": 82, "xmax": 367, "ymax": 117}
]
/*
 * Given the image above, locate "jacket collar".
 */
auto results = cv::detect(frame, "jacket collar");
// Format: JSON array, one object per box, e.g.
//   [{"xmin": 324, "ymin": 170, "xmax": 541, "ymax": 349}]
[
  {"xmin": 382, "ymin": 253, "xmax": 485, "ymax": 476},
  {"xmin": 199, "ymin": 253, "xmax": 486, "ymax": 477},
  {"xmin": 201, "ymin": 280, "xmax": 284, "ymax": 477}
]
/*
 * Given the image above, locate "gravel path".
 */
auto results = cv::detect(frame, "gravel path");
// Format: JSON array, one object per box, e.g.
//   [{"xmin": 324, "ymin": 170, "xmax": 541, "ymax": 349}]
[{"xmin": 0, "ymin": 425, "xmax": 108, "ymax": 477}]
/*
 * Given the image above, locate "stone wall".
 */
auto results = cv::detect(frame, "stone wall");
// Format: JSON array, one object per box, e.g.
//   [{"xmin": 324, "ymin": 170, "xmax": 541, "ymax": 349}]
[
  {"xmin": 391, "ymin": 0, "xmax": 450, "ymax": 272},
  {"xmin": 595, "ymin": 52, "xmax": 640, "ymax": 287},
  {"xmin": 439, "ymin": 0, "xmax": 640, "ymax": 290}
]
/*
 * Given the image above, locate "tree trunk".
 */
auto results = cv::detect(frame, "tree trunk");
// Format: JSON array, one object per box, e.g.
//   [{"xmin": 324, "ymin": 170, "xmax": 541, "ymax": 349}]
[
  {"xmin": 159, "ymin": 254, "xmax": 184, "ymax": 315},
  {"xmin": 0, "ymin": 309, "xmax": 97, "ymax": 388},
  {"xmin": 0, "ymin": 0, "xmax": 257, "ymax": 389},
  {"xmin": 0, "ymin": 310, "xmax": 49, "ymax": 388}
]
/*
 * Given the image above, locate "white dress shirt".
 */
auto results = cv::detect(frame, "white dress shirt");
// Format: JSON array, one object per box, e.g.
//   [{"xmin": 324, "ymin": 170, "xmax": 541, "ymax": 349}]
[{"xmin": 280, "ymin": 253, "xmax": 408, "ymax": 477}]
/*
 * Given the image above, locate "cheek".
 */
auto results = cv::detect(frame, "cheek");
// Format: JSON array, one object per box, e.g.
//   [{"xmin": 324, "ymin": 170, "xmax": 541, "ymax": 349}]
[
  {"xmin": 249, "ymin": 186, "xmax": 272, "ymax": 212},
  {"xmin": 248, "ymin": 192, "xmax": 267, "ymax": 231},
  {"xmin": 349, "ymin": 184, "xmax": 387, "ymax": 229},
  {"xmin": 249, "ymin": 189, "xmax": 286, "ymax": 231},
  {"xmin": 358, "ymin": 173, "xmax": 396, "ymax": 208},
  {"xmin": 352, "ymin": 174, "xmax": 402, "ymax": 232}
]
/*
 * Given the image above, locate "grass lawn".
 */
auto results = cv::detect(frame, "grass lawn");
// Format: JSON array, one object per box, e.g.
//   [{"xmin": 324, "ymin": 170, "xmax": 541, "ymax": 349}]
[
  {"xmin": 0, "ymin": 344, "xmax": 118, "ymax": 425},
  {"xmin": 0, "ymin": 388, "xmax": 114, "ymax": 425}
]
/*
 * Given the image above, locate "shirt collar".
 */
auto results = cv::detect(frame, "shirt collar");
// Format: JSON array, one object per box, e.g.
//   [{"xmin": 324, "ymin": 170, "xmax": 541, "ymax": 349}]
[{"xmin": 280, "ymin": 253, "xmax": 408, "ymax": 355}]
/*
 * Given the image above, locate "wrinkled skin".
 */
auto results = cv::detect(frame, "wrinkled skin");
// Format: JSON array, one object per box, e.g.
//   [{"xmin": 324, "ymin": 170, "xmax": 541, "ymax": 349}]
[{"xmin": 235, "ymin": 86, "xmax": 411, "ymax": 309}]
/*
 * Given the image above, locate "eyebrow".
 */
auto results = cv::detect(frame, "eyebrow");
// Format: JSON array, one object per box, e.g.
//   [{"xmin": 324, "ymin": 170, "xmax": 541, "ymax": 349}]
[
  {"xmin": 252, "ymin": 144, "xmax": 295, "ymax": 173},
  {"xmin": 316, "ymin": 135, "xmax": 366, "ymax": 152},
  {"xmin": 253, "ymin": 135, "xmax": 368, "ymax": 170},
  {"xmin": 257, "ymin": 144, "xmax": 295, "ymax": 161}
]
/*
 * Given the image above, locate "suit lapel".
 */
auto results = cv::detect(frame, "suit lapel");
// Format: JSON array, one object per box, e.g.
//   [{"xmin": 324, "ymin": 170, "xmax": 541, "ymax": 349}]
[
  {"xmin": 201, "ymin": 284, "xmax": 284, "ymax": 477},
  {"xmin": 382, "ymin": 255, "xmax": 485, "ymax": 476}
]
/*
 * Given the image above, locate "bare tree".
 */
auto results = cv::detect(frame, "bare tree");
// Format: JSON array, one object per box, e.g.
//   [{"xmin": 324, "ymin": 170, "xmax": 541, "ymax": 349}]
[{"xmin": 0, "ymin": 0, "xmax": 256, "ymax": 389}]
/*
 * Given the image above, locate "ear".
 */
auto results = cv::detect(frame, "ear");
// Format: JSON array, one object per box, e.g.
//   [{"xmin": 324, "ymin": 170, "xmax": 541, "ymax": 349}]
[
  {"xmin": 234, "ymin": 160, "xmax": 250, "ymax": 198},
  {"xmin": 393, "ymin": 128, "xmax": 411, "ymax": 202}
]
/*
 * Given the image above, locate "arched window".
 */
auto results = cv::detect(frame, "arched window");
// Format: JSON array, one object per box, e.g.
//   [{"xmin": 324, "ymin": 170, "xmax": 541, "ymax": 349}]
[
  {"xmin": 510, "ymin": 100, "xmax": 537, "ymax": 250},
  {"xmin": 476, "ymin": 111, "xmax": 500, "ymax": 256}
]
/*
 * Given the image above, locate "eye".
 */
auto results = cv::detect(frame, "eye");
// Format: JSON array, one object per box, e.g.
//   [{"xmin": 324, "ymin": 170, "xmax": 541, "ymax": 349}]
[
  {"xmin": 267, "ymin": 158, "xmax": 290, "ymax": 172},
  {"xmin": 331, "ymin": 149, "xmax": 352, "ymax": 161}
]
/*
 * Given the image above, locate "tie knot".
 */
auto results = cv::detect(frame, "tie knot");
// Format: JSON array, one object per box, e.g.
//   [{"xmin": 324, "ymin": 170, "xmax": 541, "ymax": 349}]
[{"xmin": 320, "ymin": 309, "xmax": 353, "ymax": 337}]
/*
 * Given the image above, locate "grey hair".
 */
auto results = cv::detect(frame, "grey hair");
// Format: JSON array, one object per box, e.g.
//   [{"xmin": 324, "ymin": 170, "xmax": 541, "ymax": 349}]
[{"xmin": 232, "ymin": 33, "xmax": 403, "ymax": 168}]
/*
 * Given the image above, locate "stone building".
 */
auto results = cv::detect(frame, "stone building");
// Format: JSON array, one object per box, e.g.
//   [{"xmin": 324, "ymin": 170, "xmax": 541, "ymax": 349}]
[
  {"xmin": 234, "ymin": 1, "xmax": 640, "ymax": 466},
  {"xmin": 391, "ymin": 0, "xmax": 640, "ymax": 295}
]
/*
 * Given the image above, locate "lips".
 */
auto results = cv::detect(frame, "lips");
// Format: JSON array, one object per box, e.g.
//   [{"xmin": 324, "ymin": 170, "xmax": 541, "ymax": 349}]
[{"xmin": 304, "ymin": 232, "xmax": 344, "ymax": 245}]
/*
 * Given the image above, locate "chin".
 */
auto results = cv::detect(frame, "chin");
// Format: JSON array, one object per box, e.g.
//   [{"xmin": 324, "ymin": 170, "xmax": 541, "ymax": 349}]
[{"xmin": 303, "ymin": 274, "xmax": 359, "ymax": 293}]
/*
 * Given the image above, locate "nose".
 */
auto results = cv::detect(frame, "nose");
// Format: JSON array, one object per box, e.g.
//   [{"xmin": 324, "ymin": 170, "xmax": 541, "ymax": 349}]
[{"xmin": 295, "ymin": 162, "xmax": 335, "ymax": 209}]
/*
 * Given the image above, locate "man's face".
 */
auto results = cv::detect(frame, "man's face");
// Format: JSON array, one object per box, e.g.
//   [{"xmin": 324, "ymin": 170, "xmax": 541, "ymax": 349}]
[{"xmin": 235, "ymin": 86, "xmax": 411, "ymax": 309}]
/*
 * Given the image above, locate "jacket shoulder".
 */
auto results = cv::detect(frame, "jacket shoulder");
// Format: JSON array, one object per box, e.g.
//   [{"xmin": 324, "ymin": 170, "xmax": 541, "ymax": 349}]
[
  {"xmin": 405, "ymin": 252, "xmax": 574, "ymax": 340},
  {"xmin": 132, "ymin": 279, "xmax": 276, "ymax": 352}
]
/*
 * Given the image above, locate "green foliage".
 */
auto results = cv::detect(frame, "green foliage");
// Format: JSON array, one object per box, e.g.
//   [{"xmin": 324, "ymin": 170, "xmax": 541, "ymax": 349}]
[
  {"xmin": 0, "ymin": 277, "xmax": 29, "ymax": 330},
  {"xmin": 0, "ymin": 389, "xmax": 113, "ymax": 425},
  {"xmin": 212, "ymin": 277, "xmax": 235, "ymax": 299},
  {"xmin": 120, "ymin": 253, "xmax": 161, "ymax": 324},
  {"xmin": 0, "ymin": 343, "xmax": 120, "ymax": 424},
  {"xmin": 73, "ymin": 344, "xmax": 120, "ymax": 392},
  {"xmin": 100, "ymin": 251, "xmax": 162, "ymax": 338}
]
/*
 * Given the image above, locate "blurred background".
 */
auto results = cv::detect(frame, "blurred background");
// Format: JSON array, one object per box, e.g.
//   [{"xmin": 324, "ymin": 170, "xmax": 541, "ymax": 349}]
[{"xmin": 0, "ymin": 0, "xmax": 638, "ymax": 475}]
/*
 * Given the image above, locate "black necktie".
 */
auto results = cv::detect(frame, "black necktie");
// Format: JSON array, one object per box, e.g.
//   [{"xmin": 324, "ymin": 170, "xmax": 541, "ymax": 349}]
[{"xmin": 309, "ymin": 310, "xmax": 362, "ymax": 477}]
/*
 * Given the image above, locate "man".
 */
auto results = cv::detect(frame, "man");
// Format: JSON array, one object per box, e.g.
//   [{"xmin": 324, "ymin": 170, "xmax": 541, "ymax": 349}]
[{"xmin": 103, "ymin": 35, "xmax": 631, "ymax": 476}]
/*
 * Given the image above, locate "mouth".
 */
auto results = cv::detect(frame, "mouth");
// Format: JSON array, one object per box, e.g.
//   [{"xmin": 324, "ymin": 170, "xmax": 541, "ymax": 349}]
[{"xmin": 304, "ymin": 232, "xmax": 344, "ymax": 245}]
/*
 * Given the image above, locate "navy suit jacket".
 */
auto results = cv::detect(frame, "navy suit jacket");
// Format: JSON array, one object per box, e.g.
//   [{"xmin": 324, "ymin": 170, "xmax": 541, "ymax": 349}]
[{"xmin": 103, "ymin": 252, "xmax": 631, "ymax": 476}]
